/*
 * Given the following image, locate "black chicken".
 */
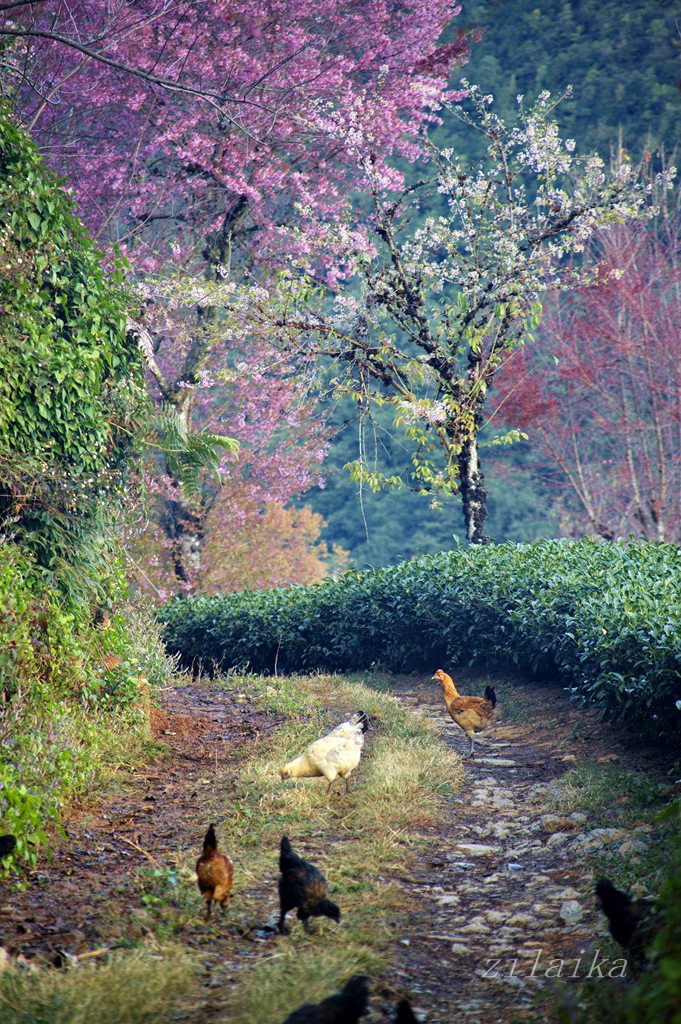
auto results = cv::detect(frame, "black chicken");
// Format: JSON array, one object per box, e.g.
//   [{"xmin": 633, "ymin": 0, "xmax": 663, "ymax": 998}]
[
  {"xmin": 278, "ymin": 835, "xmax": 341, "ymax": 934},
  {"xmin": 0, "ymin": 835, "xmax": 16, "ymax": 858},
  {"xmin": 595, "ymin": 878, "xmax": 659, "ymax": 960},
  {"xmin": 394, "ymin": 998, "xmax": 419, "ymax": 1023},
  {"xmin": 280, "ymin": 974, "xmax": 369, "ymax": 1023}
]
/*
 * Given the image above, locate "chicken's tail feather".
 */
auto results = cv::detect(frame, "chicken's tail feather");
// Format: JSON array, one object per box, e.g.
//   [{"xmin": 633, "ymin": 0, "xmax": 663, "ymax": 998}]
[
  {"xmin": 203, "ymin": 824, "xmax": 218, "ymax": 852},
  {"xmin": 395, "ymin": 998, "xmax": 419, "ymax": 1023},
  {"xmin": 484, "ymin": 686, "xmax": 497, "ymax": 708},
  {"xmin": 279, "ymin": 834, "xmax": 302, "ymax": 870},
  {"xmin": 339, "ymin": 975, "xmax": 369, "ymax": 1014},
  {"xmin": 354, "ymin": 710, "xmax": 369, "ymax": 733}
]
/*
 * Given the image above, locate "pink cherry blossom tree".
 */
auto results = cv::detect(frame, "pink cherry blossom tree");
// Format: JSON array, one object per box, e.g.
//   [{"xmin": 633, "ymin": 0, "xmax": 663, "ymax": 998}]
[
  {"xmin": 4, "ymin": 0, "xmax": 471, "ymax": 265},
  {"xmin": 2, "ymin": 0, "xmax": 473, "ymax": 588},
  {"xmin": 129, "ymin": 272, "xmax": 329, "ymax": 587}
]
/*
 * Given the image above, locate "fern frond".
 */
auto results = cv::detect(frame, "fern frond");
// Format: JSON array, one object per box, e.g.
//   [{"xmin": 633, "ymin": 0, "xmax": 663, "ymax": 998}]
[{"xmin": 145, "ymin": 407, "xmax": 239, "ymax": 497}]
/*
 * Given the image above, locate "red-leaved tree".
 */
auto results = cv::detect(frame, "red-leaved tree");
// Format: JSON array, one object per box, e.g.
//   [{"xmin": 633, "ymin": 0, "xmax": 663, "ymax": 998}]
[{"xmin": 496, "ymin": 204, "xmax": 681, "ymax": 542}]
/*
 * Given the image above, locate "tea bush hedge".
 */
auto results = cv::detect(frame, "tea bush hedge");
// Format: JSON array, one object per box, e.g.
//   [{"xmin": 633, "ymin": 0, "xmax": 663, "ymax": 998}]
[{"xmin": 158, "ymin": 540, "xmax": 681, "ymax": 741}]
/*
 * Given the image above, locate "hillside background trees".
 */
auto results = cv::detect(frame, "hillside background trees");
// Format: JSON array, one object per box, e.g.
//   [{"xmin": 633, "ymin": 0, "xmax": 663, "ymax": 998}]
[
  {"xmin": 298, "ymin": 0, "xmax": 681, "ymax": 566},
  {"xmin": 496, "ymin": 202, "xmax": 681, "ymax": 543}
]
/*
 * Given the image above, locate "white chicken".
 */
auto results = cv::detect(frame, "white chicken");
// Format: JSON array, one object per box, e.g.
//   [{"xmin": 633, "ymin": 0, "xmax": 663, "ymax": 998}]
[{"xmin": 280, "ymin": 711, "xmax": 369, "ymax": 794}]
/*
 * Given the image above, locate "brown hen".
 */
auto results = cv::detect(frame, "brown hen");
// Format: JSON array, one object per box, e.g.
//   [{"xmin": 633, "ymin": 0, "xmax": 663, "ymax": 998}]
[
  {"xmin": 196, "ymin": 824, "xmax": 233, "ymax": 918},
  {"xmin": 433, "ymin": 669, "xmax": 497, "ymax": 757}
]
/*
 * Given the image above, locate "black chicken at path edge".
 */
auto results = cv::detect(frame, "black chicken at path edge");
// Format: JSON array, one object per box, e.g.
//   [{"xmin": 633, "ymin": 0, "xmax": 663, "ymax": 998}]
[{"xmin": 277, "ymin": 835, "xmax": 341, "ymax": 934}]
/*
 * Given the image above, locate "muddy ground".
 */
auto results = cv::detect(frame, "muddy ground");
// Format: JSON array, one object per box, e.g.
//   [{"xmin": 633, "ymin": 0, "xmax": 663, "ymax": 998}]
[{"xmin": 0, "ymin": 672, "xmax": 674, "ymax": 1022}]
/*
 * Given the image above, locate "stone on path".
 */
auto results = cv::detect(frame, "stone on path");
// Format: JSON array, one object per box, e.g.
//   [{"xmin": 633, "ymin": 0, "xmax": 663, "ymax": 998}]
[
  {"xmin": 456, "ymin": 843, "xmax": 501, "ymax": 857},
  {"xmin": 559, "ymin": 900, "xmax": 585, "ymax": 926}
]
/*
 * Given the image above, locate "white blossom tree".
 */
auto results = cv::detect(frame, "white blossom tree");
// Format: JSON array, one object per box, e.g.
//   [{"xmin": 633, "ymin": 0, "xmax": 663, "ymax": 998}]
[{"xmin": 249, "ymin": 85, "xmax": 675, "ymax": 543}]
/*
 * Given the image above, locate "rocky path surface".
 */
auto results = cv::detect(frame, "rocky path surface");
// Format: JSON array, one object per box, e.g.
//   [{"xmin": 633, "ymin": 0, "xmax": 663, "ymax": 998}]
[
  {"xmin": 0, "ymin": 672, "xmax": 667, "ymax": 1022},
  {"xmin": 387, "ymin": 673, "xmax": 663, "ymax": 1023}
]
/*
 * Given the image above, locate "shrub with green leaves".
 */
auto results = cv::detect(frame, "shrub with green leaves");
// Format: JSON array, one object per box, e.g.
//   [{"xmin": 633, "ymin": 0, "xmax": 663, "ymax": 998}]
[
  {"xmin": 0, "ymin": 108, "xmax": 145, "ymax": 592},
  {"xmin": 550, "ymin": 797, "xmax": 681, "ymax": 1024},
  {"xmin": 0, "ymin": 542, "xmax": 170, "ymax": 875},
  {"xmin": 622, "ymin": 798, "xmax": 681, "ymax": 1023},
  {"xmin": 159, "ymin": 539, "xmax": 681, "ymax": 741}
]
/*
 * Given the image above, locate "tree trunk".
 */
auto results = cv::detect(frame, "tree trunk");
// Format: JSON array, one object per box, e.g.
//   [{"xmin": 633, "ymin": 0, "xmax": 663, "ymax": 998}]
[
  {"xmin": 458, "ymin": 430, "xmax": 489, "ymax": 545},
  {"xmin": 135, "ymin": 201, "xmax": 249, "ymax": 593},
  {"xmin": 161, "ymin": 490, "xmax": 206, "ymax": 588},
  {"xmin": 158, "ymin": 200, "xmax": 249, "ymax": 590}
]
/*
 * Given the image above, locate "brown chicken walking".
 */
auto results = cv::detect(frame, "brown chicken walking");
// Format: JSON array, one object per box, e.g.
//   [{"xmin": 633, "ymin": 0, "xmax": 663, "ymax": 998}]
[
  {"xmin": 433, "ymin": 669, "xmax": 497, "ymax": 756},
  {"xmin": 196, "ymin": 824, "xmax": 233, "ymax": 918}
]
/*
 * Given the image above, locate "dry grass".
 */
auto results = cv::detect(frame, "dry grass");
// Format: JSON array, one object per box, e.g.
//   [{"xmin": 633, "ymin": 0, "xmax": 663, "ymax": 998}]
[
  {"xmin": 212, "ymin": 672, "xmax": 463, "ymax": 1022},
  {"xmin": 0, "ymin": 945, "xmax": 195, "ymax": 1024},
  {"xmin": 227, "ymin": 941, "xmax": 384, "ymax": 1024}
]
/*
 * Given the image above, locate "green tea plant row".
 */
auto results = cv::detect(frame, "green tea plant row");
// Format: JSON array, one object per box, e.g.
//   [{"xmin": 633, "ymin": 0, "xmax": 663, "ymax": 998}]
[{"xmin": 159, "ymin": 540, "xmax": 681, "ymax": 741}]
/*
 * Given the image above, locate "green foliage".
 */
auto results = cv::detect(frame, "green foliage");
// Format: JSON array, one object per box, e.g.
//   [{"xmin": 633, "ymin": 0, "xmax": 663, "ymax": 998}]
[
  {"xmin": 301, "ymin": 400, "xmax": 558, "ymax": 568},
  {"xmin": 0, "ymin": 544, "xmax": 82, "ymax": 703},
  {"xmin": 0, "ymin": 543, "xmax": 145, "ymax": 707},
  {"xmin": 146, "ymin": 404, "xmax": 238, "ymax": 499},
  {"xmin": 0, "ymin": 543, "xmax": 171, "ymax": 875},
  {"xmin": 0, "ymin": 105, "xmax": 180, "ymax": 877},
  {"xmin": 0, "ymin": 690, "xmax": 154, "ymax": 878},
  {"xmin": 159, "ymin": 540, "xmax": 681, "ymax": 742},
  {"xmin": 453, "ymin": 0, "xmax": 681, "ymax": 160},
  {"xmin": 0, "ymin": 765, "xmax": 52, "ymax": 872},
  {"xmin": 0, "ymin": 108, "xmax": 145, "ymax": 589},
  {"xmin": 0, "ymin": 546, "xmax": 37, "ymax": 694}
]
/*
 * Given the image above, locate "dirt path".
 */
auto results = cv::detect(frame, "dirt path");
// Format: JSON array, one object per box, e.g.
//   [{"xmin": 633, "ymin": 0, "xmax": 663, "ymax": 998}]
[
  {"xmin": 0, "ymin": 685, "xmax": 283, "ymax": 970},
  {"xmin": 0, "ymin": 673, "xmax": 669, "ymax": 1022},
  {"xmin": 387, "ymin": 672, "xmax": 667, "ymax": 1022}
]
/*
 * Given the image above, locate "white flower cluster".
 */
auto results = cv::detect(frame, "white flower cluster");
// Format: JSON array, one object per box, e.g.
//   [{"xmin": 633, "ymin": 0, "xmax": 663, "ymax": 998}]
[{"xmin": 397, "ymin": 398, "xmax": 450, "ymax": 425}]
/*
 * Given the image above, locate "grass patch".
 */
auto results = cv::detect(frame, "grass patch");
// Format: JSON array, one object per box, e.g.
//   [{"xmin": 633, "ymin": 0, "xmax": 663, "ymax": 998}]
[
  {"xmin": 546, "ymin": 764, "xmax": 669, "ymax": 830},
  {"xmin": 0, "ymin": 944, "xmax": 196, "ymax": 1024},
  {"xmin": 544, "ymin": 764, "xmax": 675, "ymax": 894},
  {"xmin": 126, "ymin": 672, "xmax": 462, "ymax": 1023},
  {"xmin": 529, "ymin": 801, "xmax": 681, "ymax": 1024},
  {"xmin": 531, "ymin": 768, "xmax": 681, "ymax": 1024},
  {"xmin": 0, "ymin": 698, "xmax": 157, "ymax": 873},
  {"xmin": 227, "ymin": 942, "xmax": 383, "ymax": 1023},
  {"xmin": 210, "ymin": 670, "xmax": 325, "ymax": 718}
]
